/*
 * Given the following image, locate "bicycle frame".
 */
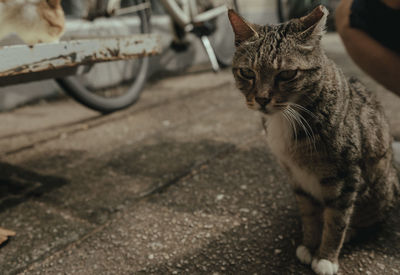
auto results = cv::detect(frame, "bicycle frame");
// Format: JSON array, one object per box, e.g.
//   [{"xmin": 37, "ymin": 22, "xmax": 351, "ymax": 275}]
[
  {"xmin": 104, "ymin": 0, "xmax": 232, "ymax": 72},
  {"xmin": 107, "ymin": 0, "xmax": 228, "ymax": 31},
  {"xmin": 160, "ymin": 0, "xmax": 227, "ymax": 31},
  {"xmin": 107, "ymin": 0, "xmax": 151, "ymax": 16}
]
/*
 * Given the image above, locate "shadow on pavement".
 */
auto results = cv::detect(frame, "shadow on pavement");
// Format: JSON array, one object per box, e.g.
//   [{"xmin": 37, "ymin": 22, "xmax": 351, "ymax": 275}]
[
  {"xmin": 118, "ymin": 141, "xmax": 400, "ymax": 274},
  {"xmin": 1, "ymin": 137, "xmax": 399, "ymax": 274},
  {"xmin": 105, "ymin": 139, "xmax": 235, "ymax": 179},
  {"xmin": 0, "ymin": 162, "xmax": 69, "ymax": 213}
]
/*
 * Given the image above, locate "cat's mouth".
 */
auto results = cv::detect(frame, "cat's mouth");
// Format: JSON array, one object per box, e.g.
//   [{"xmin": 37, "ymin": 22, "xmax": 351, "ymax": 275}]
[
  {"xmin": 258, "ymin": 103, "xmax": 288, "ymax": 115},
  {"xmin": 259, "ymin": 108, "xmax": 270, "ymax": 114}
]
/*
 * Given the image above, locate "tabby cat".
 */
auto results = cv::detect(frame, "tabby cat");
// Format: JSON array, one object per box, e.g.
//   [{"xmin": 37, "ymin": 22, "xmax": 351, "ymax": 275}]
[{"xmin": 228, "ymin": 6, "xmax": 399, "ymax": 275}]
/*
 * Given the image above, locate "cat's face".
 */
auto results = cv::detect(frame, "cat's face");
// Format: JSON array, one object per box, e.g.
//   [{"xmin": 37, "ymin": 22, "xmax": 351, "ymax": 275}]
[{"xmin": 229, "ymin": 6, "xmax": 328, "ymax": 115}]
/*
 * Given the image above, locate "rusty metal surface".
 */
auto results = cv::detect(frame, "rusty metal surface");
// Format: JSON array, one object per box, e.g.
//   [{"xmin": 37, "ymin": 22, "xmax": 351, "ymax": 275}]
[
  {"xmin": 0, "ymin": 35, "xmax": 161, "ymax": 80},
  {"xmin": 0, "ymin": 67, "xmax": 79, "ymax": 87}
]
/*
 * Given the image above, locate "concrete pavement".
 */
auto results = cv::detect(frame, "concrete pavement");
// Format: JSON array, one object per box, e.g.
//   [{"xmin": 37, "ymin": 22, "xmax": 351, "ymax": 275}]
[{"xmin": 0, "ymin": 34, "xmax": 400, "ymax": 275}]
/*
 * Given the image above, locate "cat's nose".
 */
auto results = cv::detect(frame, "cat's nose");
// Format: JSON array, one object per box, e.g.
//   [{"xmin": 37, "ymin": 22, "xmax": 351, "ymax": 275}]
[{"xmin": 255, "ymin": 97, "xmax": 271, "ymax": 107}]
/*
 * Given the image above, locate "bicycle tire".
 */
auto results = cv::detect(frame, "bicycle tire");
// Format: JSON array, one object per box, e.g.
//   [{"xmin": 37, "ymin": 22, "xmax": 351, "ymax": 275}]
[{"xmin": 56, "ymin": 0, "xmax": 151, "ymax": 114}]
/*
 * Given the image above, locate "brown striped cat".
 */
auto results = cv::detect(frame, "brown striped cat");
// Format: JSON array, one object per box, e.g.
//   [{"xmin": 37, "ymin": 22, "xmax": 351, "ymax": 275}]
[{"xmin": 228, "ymin": 6, "xmax": 399, "ymax": 275}]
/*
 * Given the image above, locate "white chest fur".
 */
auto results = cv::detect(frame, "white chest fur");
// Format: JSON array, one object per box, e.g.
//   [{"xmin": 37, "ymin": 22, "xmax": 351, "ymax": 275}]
[{"xmin": 264, "ymin": 114, "xmax": 323, "ymax": 201}]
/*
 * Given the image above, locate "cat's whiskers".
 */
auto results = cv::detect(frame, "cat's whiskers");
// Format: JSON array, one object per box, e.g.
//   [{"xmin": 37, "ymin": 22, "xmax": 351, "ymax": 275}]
[
  {"xmin": 282, "ymin": 108, "xmax": 298, "ymax": 151},
  {"xmin": 300, "ymin": 94, "xmax": 315, "ymax": 107},
  {"xmin": 287, "ymin": 104, "xmax": 318, "ymax": 154},
  {"xmin": 289, "ymin": 103, "xmax": 317, "ymax": 119},
  {"xmin": 273, "ymin": 104, "xmax": 288, "ymax": 110},
  {"xmin": 297, "ymin": 110, "xmax": 317, "ymax": 152},
  {"xmin": 286, "ymin": 106, "xmax": 316, "ymax": 155},
  {"xmin": 286, "ymin": 107, "xmax": 309, "ymax": 152}
]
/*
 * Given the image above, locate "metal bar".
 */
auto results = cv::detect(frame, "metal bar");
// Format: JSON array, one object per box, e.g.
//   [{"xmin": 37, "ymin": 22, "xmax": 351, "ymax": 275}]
[
  {"xmin": 114, "ymin": 2, "xmax": 151, "ymax": 16},
  {"xmin": 0, "ymin": 67, "xmax": 78, "ymax": 87},
  {"xmin": 182, "ymin": 0, "xmax": 192, "ymax": 19},
  {"xmin": 0, "ymin": 34, "xmax": 160, "ymax": 79},
  {"xmin": 65, "ymin": 17, "xmax": 142, "ymax": 37},
  {"xmin": 200, "ymin": 36, "xmax": 220, "ymax": 72},
  {"xmin": 192, "ymin": 5, "xmax": 227, "ymax": 23},
  {"xmin": 159, "ymin": 0, "xmax": 191, "ymax": 27},
  {"xmin": 188, "ymin": 0, "xmax": 199, "ymax": 18}
]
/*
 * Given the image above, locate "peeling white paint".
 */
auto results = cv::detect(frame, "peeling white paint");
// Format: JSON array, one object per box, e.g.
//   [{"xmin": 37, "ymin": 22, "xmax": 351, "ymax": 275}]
[{"xmin": 0, "ymin": 34, "xmax": 160, "ymax": 78}]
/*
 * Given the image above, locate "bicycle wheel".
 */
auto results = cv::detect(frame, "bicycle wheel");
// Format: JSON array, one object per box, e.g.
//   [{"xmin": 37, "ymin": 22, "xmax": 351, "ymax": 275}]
[{"xmin": 56, "ymin": 0, "xmax": 151, "ymax": 114}]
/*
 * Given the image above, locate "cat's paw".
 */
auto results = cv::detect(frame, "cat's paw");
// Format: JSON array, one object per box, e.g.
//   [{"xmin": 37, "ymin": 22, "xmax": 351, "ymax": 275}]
[
  {"xmin": 311, "ymin": 259, "xmax": 339, "ymax": 275},
  {"xmin": 296, "ymin": 245, "xmax": 312, "ymax": 265}
]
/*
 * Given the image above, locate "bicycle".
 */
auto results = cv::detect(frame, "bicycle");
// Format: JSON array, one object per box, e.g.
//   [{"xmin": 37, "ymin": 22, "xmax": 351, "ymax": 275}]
[{"xmin": 57, "ymin": 0, "xmax": 238, "ymax": 114}]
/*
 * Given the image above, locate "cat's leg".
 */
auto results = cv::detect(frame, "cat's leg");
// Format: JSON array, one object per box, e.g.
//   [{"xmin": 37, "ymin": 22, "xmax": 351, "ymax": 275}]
[
  {"xmin": 312, "ymin": 206, "xmax": 354, "ymax": 275},
  {"xmin": 294, "ymin": 191, "xmax": 322, "ymax": 265},
  {"xmin": 343, "ymin": 227, "xmax": 356, "ymax": 243},
  {"xmin": 312, "ymin": 169, "xmax": 360, "ymax": 275}
]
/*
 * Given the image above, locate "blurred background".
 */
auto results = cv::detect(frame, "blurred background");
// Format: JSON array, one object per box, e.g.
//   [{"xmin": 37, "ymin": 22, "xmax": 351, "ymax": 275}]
[{"xmin": 0, "ymin": 0, "xmax": 281, "ymax": 112}]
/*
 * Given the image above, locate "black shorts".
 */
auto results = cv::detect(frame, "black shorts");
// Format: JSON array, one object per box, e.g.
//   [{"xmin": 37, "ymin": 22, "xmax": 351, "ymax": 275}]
[{"xmin": 350, "ymin": 0, "xmax": 400, "ymax": 54}]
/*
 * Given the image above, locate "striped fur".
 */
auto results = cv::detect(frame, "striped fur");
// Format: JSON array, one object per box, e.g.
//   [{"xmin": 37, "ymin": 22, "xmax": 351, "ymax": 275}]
[{"xmin": 229, "ymin": 6, "xmax": 399, "ymax": 275}]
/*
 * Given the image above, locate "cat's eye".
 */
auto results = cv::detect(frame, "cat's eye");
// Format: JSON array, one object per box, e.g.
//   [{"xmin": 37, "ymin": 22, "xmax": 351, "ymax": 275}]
[
  {"xmin": 277, "ymin": 70, "xmax": 298, "ymax": 81},
  {"xmin": 239, "ymin": 68, "xmax": 256, "ymax": 80}
]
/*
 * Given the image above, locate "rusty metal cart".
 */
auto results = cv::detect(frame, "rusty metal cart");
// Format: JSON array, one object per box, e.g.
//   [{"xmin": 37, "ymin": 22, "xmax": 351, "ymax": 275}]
[
  {"xmin": 0, "ymin": 0, "xmax": 158, "ymax": 113},
  {"xmin": 0, "ymin": 35, "xmax": 160, "ymax": 112}
]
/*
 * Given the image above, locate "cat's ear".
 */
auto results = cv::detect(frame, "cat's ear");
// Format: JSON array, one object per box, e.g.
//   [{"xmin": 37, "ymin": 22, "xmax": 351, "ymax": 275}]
[
  {"xmin": 228, "ymin": 9, "xmax": 258, "ymax": 46},
  {"xmin": 298, "ymin": 5, "xmax": 328, "ymax": 46}
]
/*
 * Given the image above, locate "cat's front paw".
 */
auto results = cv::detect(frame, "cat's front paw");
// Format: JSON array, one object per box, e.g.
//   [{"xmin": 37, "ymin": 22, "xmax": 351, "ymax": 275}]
[
  {"xmin": 311, "ymin": 258, "xmax": 339, "ymax": 275},
  {"xmin": 296, "ymin": 245, "xmax": 312, "ymax": 265}
]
